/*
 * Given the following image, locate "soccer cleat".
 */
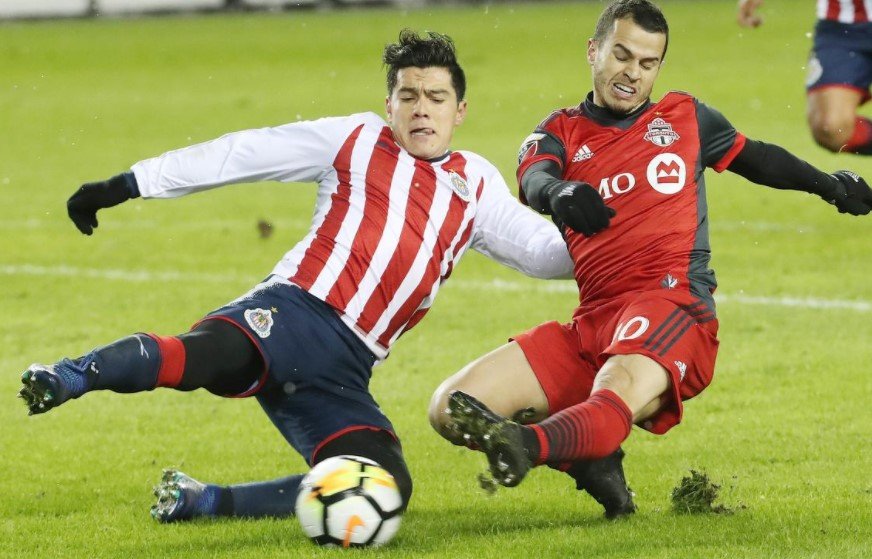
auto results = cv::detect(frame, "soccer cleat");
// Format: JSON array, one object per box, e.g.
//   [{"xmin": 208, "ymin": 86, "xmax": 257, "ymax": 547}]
[
  {"xmin": 150, "ymin": 469, "xmax": 211, "ymax": 523},
  {"xmin": 447, "ymin": 391, "xmax": 533, "ymax": 488},
  {"xmin": 19, "ymin": 353, "xmax": 99, "ymax": 415},
  {"xmin": 566, "ymin": 448, "xmax": 637, "ymax": 519}
]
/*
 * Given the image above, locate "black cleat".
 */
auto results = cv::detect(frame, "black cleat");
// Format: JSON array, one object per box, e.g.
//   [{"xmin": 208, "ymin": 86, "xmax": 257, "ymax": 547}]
[
  {"xmin": 565, "ymin": 448, "xmax": 636, "ymax": 519},
  {"xmin": 447, "ymin": 391, "xmax": 533, "ymax": 487}
]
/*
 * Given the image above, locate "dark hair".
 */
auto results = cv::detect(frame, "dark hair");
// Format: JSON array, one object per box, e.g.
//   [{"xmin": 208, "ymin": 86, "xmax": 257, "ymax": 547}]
[
  {"xmin": 383, "ymin": 29, "xmax": 467, "ymax": 101},
  {"xmin": 593, "ymin": 0, "xmax": 669, "ymax": 60}
]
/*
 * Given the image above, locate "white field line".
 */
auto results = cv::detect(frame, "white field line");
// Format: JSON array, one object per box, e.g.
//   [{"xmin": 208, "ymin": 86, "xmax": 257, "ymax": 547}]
[{"xmin": 2, "ymin": 263, "xmax": 870, "ymax": 313}]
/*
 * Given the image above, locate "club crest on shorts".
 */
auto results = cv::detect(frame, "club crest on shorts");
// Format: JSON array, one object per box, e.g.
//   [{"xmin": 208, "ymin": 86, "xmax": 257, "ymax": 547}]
[
  {"xmin": 644, "ymin": 118, "xmax": 680, "ymax": 147},
  {"xmin": 448, "ymin": 170, "xmax": 472, "ymax": 201},
  {"xmin": 244, "ymin": 307, "xmax": 274, "ymax": 338}
]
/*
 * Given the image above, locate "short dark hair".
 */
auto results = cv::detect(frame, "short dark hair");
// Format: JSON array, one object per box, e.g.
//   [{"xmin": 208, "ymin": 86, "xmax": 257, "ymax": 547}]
[
  {"xmin": 593, "ymin": 0, "xmax": 669, "ymax": 60},
  {"xmin": 383, "ymin": 29, "xmax": 467, "ymax": 101}
]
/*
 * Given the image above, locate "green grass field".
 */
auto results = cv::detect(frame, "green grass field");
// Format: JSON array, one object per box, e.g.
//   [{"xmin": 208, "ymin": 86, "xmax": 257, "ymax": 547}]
[{"xmin": 1, "ymin": 0, "xmax": 870, "ymax": 557}]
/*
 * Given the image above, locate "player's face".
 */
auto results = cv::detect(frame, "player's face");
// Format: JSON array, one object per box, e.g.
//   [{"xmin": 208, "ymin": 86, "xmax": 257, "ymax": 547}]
[
  {"xmin": 386, "ymin": 67, "xmax": 467, "ymax": 160},
  {"xmin": 588, "ymin": 18, "xmax": 666, "ymax": 115}
]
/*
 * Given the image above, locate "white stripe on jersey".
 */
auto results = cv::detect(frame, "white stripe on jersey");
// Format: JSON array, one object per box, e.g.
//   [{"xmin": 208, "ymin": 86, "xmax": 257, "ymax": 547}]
[
  {"xmin": 306, "ymin": 128, "xmax": 378, "ymax": 300},
  {"xmin": 343, "ymin": 150, "xmax": 416, "ymax": 323}
]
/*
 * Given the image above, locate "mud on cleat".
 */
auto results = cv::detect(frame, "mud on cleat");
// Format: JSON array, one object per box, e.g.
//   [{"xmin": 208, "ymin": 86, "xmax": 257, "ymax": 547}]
[
  {"xmin": 19, "ymin": 353, "xmax": 99, "ymax": 415},
  {"xmin": 151, "ymin": 469, "xmax": 209, "ymax": 523},
  {"xmin": 447, "ymin": 390, "xmax": 533, "ymax": 488},
  {"xmin": 566, "ymin": 448, "xmax": 637, "ymax": 519}
]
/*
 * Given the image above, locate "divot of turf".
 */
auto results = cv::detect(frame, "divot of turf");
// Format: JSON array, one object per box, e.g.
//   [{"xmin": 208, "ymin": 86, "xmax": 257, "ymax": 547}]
[{"xmin": 671, "ymin": 469, "xmax": 742, "ymax": 515}]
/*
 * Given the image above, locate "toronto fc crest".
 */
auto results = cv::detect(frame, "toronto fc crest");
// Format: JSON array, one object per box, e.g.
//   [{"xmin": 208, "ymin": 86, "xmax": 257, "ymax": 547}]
[{"xmin": 644, "ymin": 118, "xmax": 680, "ymax": 147}]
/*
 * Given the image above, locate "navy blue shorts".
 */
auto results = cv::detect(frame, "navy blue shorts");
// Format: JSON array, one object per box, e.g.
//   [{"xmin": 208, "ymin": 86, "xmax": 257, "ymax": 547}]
[
  {"xmin": 201, "ymin": 278, "xmax": 395, "ymax": 463},
  {"xmin": 808, "ymin": 20, "xmax": 872, "ymax": 101}
]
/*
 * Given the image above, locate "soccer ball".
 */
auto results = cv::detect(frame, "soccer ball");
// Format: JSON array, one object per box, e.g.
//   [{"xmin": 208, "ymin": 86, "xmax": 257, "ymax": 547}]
[{"xmin": 295, "ymin": 455, "xmax": 403, "ymax": 547}]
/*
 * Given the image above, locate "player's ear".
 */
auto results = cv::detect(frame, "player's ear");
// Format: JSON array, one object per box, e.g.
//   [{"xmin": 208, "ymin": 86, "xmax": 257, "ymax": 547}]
[
  {"xmin": 454, "ymin": 100, "xmax": 467, "ymax": 126},
  {"xmin": 385, "ymin": 95, "xmax": 393, "ymax": 123},
  {"xmin": 587, "ymin": 38, "xmax": 597, "ymax": 65}
]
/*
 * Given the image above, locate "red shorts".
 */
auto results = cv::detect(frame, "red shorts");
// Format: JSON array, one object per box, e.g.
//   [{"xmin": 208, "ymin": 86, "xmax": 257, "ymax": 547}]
[{"xmin": 513, "ymin": 290, "xmax": 719, "ymax": 434}]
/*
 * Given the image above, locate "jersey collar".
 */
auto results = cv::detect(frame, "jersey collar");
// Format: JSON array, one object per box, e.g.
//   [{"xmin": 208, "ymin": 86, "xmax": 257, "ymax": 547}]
[{"xmin": 581, "ymin": 92, "xmax": 652, "ymax": 129}]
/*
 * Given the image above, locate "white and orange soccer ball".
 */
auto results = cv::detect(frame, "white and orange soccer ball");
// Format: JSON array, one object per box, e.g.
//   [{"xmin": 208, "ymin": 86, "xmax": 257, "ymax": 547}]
[{"xmin": 295, "ymin": 455, "xmax": 403, "ymax": 548}]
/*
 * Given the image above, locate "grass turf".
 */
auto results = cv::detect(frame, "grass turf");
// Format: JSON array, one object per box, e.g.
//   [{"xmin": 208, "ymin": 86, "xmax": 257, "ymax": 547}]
[{"xmin": 1, "ymin": 1, "xmax": 870, "ymax": 557}]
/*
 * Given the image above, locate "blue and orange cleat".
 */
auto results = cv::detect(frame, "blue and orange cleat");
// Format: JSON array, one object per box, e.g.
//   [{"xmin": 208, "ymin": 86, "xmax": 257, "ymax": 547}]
[{"xmin": 19, "ymin": 353, "xmax": 98, "ymax": 415}]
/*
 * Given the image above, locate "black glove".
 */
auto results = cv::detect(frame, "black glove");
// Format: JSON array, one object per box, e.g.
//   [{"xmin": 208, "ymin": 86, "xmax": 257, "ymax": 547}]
[
  {"xmin": 67, "ymin": 172, "xmax": 138, "ymax": 235},
  {"xmin": 546, "ymin": 180, "xmax": 616, "ymax": 237},
  {"xmin": 828, "ymin": 171, "xmax": 872, "ymax": 216}
]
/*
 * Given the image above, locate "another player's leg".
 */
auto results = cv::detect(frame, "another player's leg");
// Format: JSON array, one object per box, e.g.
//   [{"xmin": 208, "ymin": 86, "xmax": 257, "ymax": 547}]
[
  {"xmin": 19, "ymin": 319, "xmax": 262, "ymax": 415},
  {"xmin": 449, "ymin": 354, "xmax": 668, "ymax": 486},
  {"xmin": 432, "ymin": 337, "xmax": 636, "ymax": 516},
  {"xmin": 807, "ymin": 87, "xmax": 868, "ymax": 153},
  {"xmin": 151, "ymin": 428, "xmax": 410, "ymax": 523}
]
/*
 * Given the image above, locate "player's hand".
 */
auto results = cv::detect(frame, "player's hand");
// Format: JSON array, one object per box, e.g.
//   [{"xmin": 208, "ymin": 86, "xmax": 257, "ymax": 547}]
[
  {"xmin": 67, "ymin": 173, "xmax": 136, "ymax": 235},
  {"xmin": 828, "ymin": 171, "xmax": 872, "ymax": 216},
  {"xmin": 737, "ymin": 0, "xmax": 764, "ymax": 28},
  {"xmin": 547, "ymin": 180, "xmax": 616, "ymax": 237}
]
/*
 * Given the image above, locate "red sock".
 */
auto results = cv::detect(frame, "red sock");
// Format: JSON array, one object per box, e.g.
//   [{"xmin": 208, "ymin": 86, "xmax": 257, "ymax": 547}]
[
  {"xmin": 530, "ymin": 389, "xmax": 632, "ymax": 465},
  {"xmin": 148, "ymin": 334, "xmax": 186, "ymax": 388},
  {"xmin": 844, "ymin": 116, "xmax": 872, "ymax": 155}
]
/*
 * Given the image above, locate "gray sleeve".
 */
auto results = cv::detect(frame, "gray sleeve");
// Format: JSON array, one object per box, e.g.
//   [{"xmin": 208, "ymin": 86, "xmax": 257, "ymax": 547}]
[{"xmin": 695, "ymin": 99, "xmax": 740, "ymax": 169}]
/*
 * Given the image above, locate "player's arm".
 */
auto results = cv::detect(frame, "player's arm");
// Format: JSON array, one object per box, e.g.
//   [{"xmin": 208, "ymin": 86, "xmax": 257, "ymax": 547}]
[
  {"xmin": 67, "ymin": 114, "xmax": 369, "ymax": 235},
  {"xmin": 517, "ymin": 131, "xmax": 615, "ymax": 237},
  {"xmin": 727, "ymin": 141, "xmax": 872, "ymax": 215},
  {"xmin": 471, "ymin": 166, "xmax": 574, "ymax": 280},
  {"xmin": 736, "ymin": 0, "xmax": 764, "ymax": 28},
  {"xmin": 697, "ymin": 99, "xmax": 872, "ymax": 216}
]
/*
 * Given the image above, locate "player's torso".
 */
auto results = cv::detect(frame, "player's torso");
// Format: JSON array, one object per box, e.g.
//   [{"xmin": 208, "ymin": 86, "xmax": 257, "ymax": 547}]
[
  {"xmin": 547, "ymin": 93, "xmax": 708, "ymax": 306},
  {"xmin": 279, "ymin": 122, "xmax": 482, "ymax": 351}
]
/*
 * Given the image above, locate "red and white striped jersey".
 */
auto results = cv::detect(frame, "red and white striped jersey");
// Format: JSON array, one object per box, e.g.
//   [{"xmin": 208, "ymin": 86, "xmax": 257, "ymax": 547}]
[
  {"xmin": 132, "ymin": 112, "xmax": 572, "ymax": 359},
  {"xmin": 818, "ymin": 0, "xmax": 872, "ymax": 22}
]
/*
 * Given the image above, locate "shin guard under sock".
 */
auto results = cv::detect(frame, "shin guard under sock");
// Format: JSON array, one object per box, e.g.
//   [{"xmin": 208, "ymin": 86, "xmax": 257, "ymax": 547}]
[
  {"xmin": 87, "ymin": 333, "xmax": 185, "ymax": 393},
  {"xmin": 530, "ymin": 389, "xmax": 633, "ymax": 464}
]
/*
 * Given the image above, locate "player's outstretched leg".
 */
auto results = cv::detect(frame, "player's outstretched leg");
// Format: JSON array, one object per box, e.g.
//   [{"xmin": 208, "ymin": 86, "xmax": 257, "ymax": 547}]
[
  {"xmin": 18, "ymin": 353, "xmax": 99, "ymax": 415},
  {"xmin": 447, "ymin": 390, "xmax": 537, "ymax": 487},
  {"xmin": 151, "ymin": 469, "xmax": 223, "ymax": 523},
  {"xmin": 565, "ymin": 448, "xmax": 636, "ymax": 519}
]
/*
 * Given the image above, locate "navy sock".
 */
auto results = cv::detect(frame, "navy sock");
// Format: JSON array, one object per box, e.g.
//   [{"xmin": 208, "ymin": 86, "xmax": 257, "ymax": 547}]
[
  {"xmin": 225, "ymin": 474, "xmax": 304, "ymax": 518},
  {"xmin": 86, "ymin": 334, "xmax": 161, "ymax": 393}
]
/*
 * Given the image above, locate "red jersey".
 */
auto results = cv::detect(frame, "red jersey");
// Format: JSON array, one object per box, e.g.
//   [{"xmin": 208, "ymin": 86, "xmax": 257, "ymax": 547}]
[
  {"xmin": 517, "ymin": 92, "xmax": 746, "ymax": 313},
  {"xmin": 818, "ymin": 0, "xmax": 871, "ymax": 22}
]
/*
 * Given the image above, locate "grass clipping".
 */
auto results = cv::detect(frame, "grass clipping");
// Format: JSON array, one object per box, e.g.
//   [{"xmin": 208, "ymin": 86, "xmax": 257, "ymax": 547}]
[{"xmin": 671, "ymin": 469, "xmax": 739, "ymax": 515}]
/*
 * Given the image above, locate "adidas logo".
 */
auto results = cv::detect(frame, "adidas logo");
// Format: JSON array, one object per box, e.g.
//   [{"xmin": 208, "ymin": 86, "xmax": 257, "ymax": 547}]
[
  {"xmin": 572, "ymin": 144, "xmax": 594, "ymax": 163},
  {"xmin": 674, "ymin": 360, "xmax": 687, "ymax": 380}
]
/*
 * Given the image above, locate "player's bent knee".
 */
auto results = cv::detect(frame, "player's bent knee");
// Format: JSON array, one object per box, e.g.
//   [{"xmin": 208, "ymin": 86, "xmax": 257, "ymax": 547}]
[
  {"xmin": 428, "ymin": 383, "xmax": 465, "ymax": 445},
  {"xmin": 808, "ymin": 112, "xmax": 854, "ymax": 152},
  {"xmin": 314, "ymin": 428, "xmax": 413, "ymax": 510}
]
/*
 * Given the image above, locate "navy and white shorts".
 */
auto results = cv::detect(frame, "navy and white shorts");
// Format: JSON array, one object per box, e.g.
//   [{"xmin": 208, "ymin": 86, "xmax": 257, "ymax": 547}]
[
  {"xmin": 201, "ymin": 276, "xmax": 395, "ymax": 464},
  {"xmin": 807, "ymin": 20, "xmax": 872, "ymax": 102}
]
